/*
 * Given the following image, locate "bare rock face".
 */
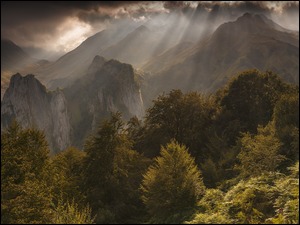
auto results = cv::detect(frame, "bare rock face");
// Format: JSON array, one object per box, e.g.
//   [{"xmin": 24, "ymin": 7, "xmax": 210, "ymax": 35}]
[
  {"xmin": 1, "ymin": 73, "xmax": 71, "ymax": 153},
  {"xmin": 1, "ymin": 58, "xmax": 145, "ymax": 151},
  {"xmin": 64, "ymin": 57, "xmax": 145, "ymax": 147},
  {"xmin": 95, "ymin": 59, "xmax": 144, "ymax": 119},
  {"xmin": 50, "ymin": 89, "xmax": 71, "ymax": 151}
]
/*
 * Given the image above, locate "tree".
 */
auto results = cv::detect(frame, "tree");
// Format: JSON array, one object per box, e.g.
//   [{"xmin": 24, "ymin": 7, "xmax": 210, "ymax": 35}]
[
  {"xmin": 52, "ymin": 198, "xmax": 95, "ymax": 224},
  {"xmin": 51, "ymin": 147, "xmax": 86, "ymax": 205},
  {"xmin": 224, "ymin": 173, "xmax": 283, "ymax": 224},
  {"xmin": 83, "ymin": 112, "xmax": 150, "ymax": 223},
  {"xmin": 273, "ymin": 93, "xmax": 299, "ymax": 163},
  {"xmin": 142, "ymin": 89, "xmax": 216, "ymax": 159},
  {"xmin": 268, "ymin": 161, "xmax": 299, "ymax": 224},
  {"xmin": 141, "ymin": 140, "xmax": 205, "ymax": 223},
  {"xmin": 1, "ymin": 121, "xmax": 52, "ymax": 224},
  {"xmin": 186, "ymin": 189, "xmax": 232, "ymax": 224},
  {"xmin": 236, "ymin": 122, "xmax": 286, "ymax": 178},
  {"xmin": 219, "ymin": 70, "xmax": 295, "ymax": 134}
]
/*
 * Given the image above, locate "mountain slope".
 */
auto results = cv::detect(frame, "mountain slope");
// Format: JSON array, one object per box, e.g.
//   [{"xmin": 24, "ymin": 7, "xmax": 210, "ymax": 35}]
[
  {"xmin": 1, "ymin": 39, "xmax": 34, "ymax": 99},
  {"xmin": 32, "ymin": 27, "xmax": 134, "ymax": 89},
  {"xmin": 142, "ymin": 41, "xmax": 194, "ymax": 74},
  {"xmin": 1, "ymin": 39, "xmax": 32, "ymax": 71},
  {"xmin": 146, "ymin": 13, "xmax": 299, "ymax": 99},
  {"xmin": 101, "ymin": 25, "xmax": 154, "ymax": 66},
  {"xmin": 101, "ymin": 25, "xmax": 178, "ymax": 67}
]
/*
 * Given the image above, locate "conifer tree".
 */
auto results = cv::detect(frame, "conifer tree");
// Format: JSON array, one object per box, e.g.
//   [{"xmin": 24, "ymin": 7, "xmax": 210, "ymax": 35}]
[
  {"xmin": 1, "ymin": 121, "xmax": 52, "ymax": 224},
  {"xmin": 141, "ymin": 140, "xmax": 205, "ymax": 223}
]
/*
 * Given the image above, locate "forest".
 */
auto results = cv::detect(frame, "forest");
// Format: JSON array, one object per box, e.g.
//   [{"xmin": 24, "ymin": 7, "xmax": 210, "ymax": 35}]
[{"xmin": 1, "ymin": 69, "xmax": 299, "ymax": 224}]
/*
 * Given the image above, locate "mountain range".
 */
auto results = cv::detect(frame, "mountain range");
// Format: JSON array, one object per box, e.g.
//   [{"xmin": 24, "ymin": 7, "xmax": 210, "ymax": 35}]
[
  {"xmin": 144, "ymin": 13, "xmax": 299, "ymax": 98},
  {"xmin": 1, "ymin": 13, "xmax": 299, "ymax": 152}
]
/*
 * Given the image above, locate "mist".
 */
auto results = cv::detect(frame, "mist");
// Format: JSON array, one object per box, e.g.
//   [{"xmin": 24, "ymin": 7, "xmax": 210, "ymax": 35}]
[{"xmin": 1, "ymin": 1, "xmax": 298, "ymax": 61}]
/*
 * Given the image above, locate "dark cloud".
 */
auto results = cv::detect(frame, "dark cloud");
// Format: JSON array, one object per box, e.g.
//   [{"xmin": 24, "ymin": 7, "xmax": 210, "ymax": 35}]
[
  {"xmin": 0, "ymin": 1, "xmax": 130, "ymax": 49},
  {"xmin": 281, "ymin": 1, "xmax": 299, "ymax": 13},
  {"xmin": 1, "ymin": 1, "xmax": 149, "ymax": 27},
  {"xmin": 195, "ymin": 1, "xmax": 272, "ymax": 17},
  {"xmin": 1, "ymin": 1, "xmax": 298, "ymax": 53},
  {"xmin": 163, "ymin": 1, "xmax": 191, "ymax": 10}
]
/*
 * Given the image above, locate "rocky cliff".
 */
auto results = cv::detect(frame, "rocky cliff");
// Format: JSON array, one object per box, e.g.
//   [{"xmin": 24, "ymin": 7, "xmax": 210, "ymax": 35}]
[
  {"xmin": 64, "ymin": 56, "xmax": 144, "ymax": 147},
  {"xmin": 1, "ymin": 57, "xmax": 145, "ymax": 151},
  {"xmin": 1, "ymin": 73, "xmax": 71, "ymax": 153}
]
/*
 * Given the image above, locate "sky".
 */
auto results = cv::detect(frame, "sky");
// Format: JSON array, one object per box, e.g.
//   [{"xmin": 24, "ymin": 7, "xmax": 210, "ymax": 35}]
[{"xmin": 1, "ymin": 1, "xmax": 299, "ymax": 59}]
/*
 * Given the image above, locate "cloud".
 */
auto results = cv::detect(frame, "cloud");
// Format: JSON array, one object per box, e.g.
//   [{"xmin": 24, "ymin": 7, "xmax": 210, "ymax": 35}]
[
  {"xmin": 1, "ymin": 1, "xmax": 298, "ymax": 55},
  {"xmin": 1, "ymin": 1, "xmax": 166, "ymax": 50}
]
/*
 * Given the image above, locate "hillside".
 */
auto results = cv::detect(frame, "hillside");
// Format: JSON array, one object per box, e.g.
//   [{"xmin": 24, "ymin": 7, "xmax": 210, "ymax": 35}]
[{"xmin": 144, "ymin": 13, "xmax": 299, "ymax": 101}]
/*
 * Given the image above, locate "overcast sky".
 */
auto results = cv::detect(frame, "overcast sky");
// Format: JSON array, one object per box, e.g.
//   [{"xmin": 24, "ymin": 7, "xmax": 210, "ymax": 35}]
[{"xmin": 1, "ymin": 1, "xmax": 299, "ymax": 57}]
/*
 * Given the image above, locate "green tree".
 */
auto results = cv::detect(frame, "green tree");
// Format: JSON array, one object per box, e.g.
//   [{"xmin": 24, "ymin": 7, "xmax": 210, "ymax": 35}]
[
  {"xmin": 224, "ymin": 173, "xmax": 283, "ymax": 224},
  {"xmin": 141, "ymin": 140, "xmax": 205, "ymax": 223},
  {"xmin": 268, "ymin": 161, "xmax": 299, "ymax": 224},
  {"xmin": 1, "ymin": 121, "xmax": 52, "ymax": 224},
  {"xmin": 52, "ymin": 198, "xmax": 95, "ymax": 224},
  {"xmin": 83, "ymin": 112, "xmax": 150, "ymax": 223},
  {"xmin": 142, "ymin": 89, "xmax": 216, "ymax": 159},
  {"xmin": 200, "ymin": 126, "xmax": 240, "ymax": 187},
  {"xmin": 236, "ymin": 122, "xmax": 286, "ymax": 178},
  {"xmin": 186, "ymin": 189, "xmax": 232, "ymax": 224},
  {"xmin": 219, "ymin": 70, "xmax": 295, "ymax": 134},
  {"xmin": 51, "ymin": 147, "xmax": 86, "ymax": 205},
  {"xmin": 273, "ymin": 93, "xmax": 299, "ymax": 163}
]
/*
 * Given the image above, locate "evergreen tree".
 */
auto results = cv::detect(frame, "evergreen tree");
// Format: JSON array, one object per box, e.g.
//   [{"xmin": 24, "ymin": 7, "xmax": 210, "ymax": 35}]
[
  {"xmin": 141, "ymin": 140, "xmax": 205, "ymax": 223},
  {"xmin": 1, "ymin": 121, "xmax": 52, "ymax": 224},
  {"xmin": 51, "ymin": 146, "xmax": 86, "ymax": 205},
  {"xmin": 83, "ymin": 112, "xmax": 150, "ymax": 223}
]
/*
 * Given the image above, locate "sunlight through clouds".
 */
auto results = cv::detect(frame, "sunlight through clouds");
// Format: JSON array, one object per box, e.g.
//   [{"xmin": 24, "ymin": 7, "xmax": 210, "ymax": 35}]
[{"xmin": 56, "ymin": 18, "xmax": 92, "ymax": 52}]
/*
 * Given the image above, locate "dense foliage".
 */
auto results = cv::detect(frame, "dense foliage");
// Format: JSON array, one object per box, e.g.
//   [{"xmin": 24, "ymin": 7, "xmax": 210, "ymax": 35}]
[
  {"xmin": 1, "ymin": 70, "xmax": 299, "ymax": 224},
  {"xmin": 141, "ymin": 140, "xmax": 205, "ymax": 223}
]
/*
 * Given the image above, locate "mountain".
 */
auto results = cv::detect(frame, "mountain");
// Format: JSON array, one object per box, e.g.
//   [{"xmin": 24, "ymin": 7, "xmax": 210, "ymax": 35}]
[
  {"xmin": 1, "ymin": 39, "xmax": 34, "ymax": 98},
  {"xmin": 142, "ymin": 41, "xmax": 195, "ymax": 74},
  {"xmin": 1, "ymin": 74, "xmax": 71, "ymax": 153},
  {"xmin": 145, "ymin": 13, "xmax": 299, "ymax": 99},
  {"xmin": 101, "ymin": 25, "xmax": 178, "ymax": 67},
  {"xmin": 101, "ymin": 25, "xmax": 153, "ymax": 66},
  {"xmin": 64, "ymin": 56, "xmax": 144, "ymax": 147},
  {"xmin": 32, "ymin": 27, "xmax": 134, "ymax": 89},
  {"xmin": 1, "ymin": 39, "xmax": 32, "ymax": 72},
  {"xmin": 2, "ymin": 13, "xmax": 298, "ymax": 152},
  {"xmin": 30, "ymin": 23, "xmax": 188, "ymax": 90},
  {"xmin": 1, "ymin": 56, "xmax": 145, "ymax": 151}
]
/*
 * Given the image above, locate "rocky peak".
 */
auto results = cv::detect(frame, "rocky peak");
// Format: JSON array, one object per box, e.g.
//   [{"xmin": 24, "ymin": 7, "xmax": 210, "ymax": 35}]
[
  {"xmin": 87, "ymin": 55, "xmax": 107, "ymax": 75},
  {"xmin": 88, "ymin": 59, "xmax": 138, "ymax": 91},
  {"xmin": 92, "ymin": 55, "xmax": 107, "ymax": 65},
  {"xmin": 1, "ymin": 74, "xmax": 71, "ymax": 153},
  {"xmin": 210, "ymin": 12, "xmax": 277, "ymax": 46},
  {"xmin": 101, "ymin": 59, "xmax": 135, "ymax": 82},
  {"xmin": 9, "ymin": 73, "xmax": 46, "ymax": 91},
  {"xmin": 234, "ymin": 13, "xmax": 274, "ymax": 32}
]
